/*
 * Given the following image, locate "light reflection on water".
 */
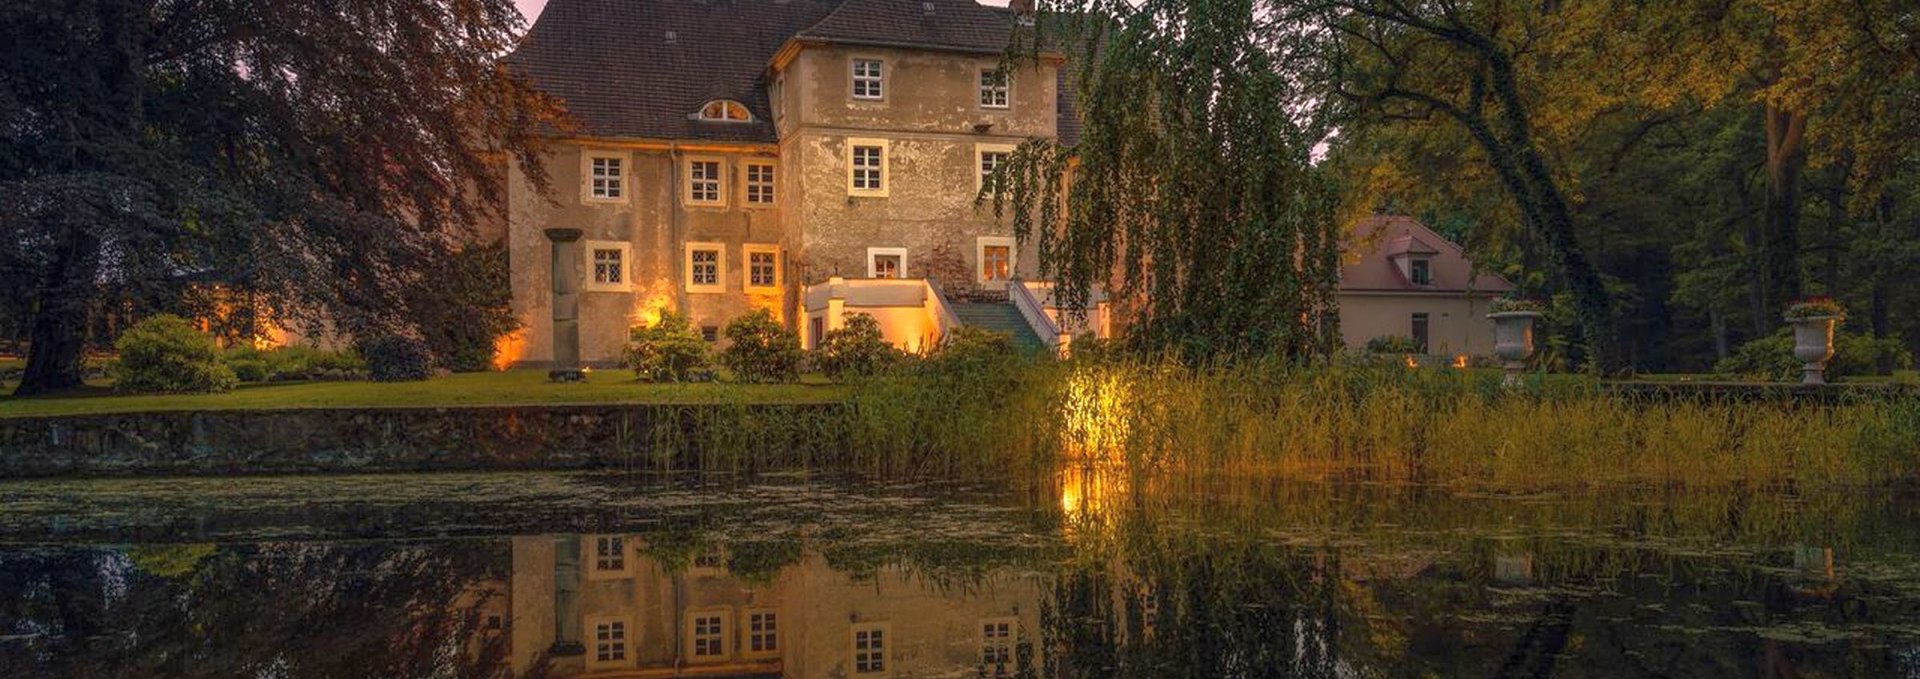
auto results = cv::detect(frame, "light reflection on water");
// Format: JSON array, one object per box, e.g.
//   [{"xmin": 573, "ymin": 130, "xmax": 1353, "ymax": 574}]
[{"xmin": 0, "ymin": 471, "xmax": 1917, "ymax": 678}]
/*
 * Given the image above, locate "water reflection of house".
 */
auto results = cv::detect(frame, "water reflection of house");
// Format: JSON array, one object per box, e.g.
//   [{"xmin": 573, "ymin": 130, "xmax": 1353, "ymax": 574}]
[{"xmin": 508, "ymin": 535, "xmax": 1043, "ymax": 678}]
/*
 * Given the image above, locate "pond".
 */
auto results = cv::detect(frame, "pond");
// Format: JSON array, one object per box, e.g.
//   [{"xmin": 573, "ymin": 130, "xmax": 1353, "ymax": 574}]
[{"xmin": 2, "ymin": 471, "xmax": 1918, "ymax": 678}]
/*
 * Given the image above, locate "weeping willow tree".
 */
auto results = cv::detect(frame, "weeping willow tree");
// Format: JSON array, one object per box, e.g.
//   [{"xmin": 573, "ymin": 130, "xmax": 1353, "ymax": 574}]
[{"xmin": 992, "ymin": 0, "xmax": 1343, "ymax": 361}]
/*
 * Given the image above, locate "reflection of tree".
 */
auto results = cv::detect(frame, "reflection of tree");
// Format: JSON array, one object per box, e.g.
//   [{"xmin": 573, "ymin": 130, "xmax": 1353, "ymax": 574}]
[{"xmin": 0, "ymin": 541, "xmax": 512, "ymax": 678}]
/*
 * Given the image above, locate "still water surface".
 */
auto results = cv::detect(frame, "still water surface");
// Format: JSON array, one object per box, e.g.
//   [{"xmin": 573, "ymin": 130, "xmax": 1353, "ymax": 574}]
[{"xmin": 1, "ymin": 471, "xmax": 1918, "ymax": 678}]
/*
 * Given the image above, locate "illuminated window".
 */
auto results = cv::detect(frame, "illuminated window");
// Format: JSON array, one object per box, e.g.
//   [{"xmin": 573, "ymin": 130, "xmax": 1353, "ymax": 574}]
[
  {"xmin": 686, "ymin": 243, "xmax": 724, "ymax": 294},
  {"xmin": 698, "ymin": 99, "xmax": 752, "ymax": 121},
  {"xmin": 849, "ymin": 140, "xmax": 888, "ymax": 195},
  {"xmin": 867, "ymin": 247, "xmax": 906, "ymax": 279},
  {"xmin": 852, "ymin": 58, "xmax": 884, "ymax": 99},
  {"xmin": 979, "ymin": 68, "xmax": 1010, "ymax": 108},
  {"xmin": 746, "ymin": 610, "xmax": 779, "ymax": 656},
  {"xmin": 593, "ymin": 249, "xmax": 623, "ymax": 286},
  {"xmin": 977, "ymin": 237, "xmax": 1015, "ymax": 285},
  {"xmin": 852, "ymin": 624, "xmax": 889, "ymax": 675},
  {"xmin": 745, "ymin": 162, "xmax": 777, "ymax": 205},
  {"xmin": 981, "ymin": 618, "xmax": 1014, "ymax": 675},
  {"xmin": 686, "ymin": 158, "xmax": 723, "ymax": 205}
]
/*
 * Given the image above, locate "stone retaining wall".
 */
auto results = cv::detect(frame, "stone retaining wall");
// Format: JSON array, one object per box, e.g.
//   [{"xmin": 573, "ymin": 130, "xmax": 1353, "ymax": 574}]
[{"xmin": 0, "ymin": 404, "xmax": 850, "ymax": 479}]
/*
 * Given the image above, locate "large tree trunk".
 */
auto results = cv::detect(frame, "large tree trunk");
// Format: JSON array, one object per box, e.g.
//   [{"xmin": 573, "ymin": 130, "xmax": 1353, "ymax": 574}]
[
  {"xmin": 1762, "ymin": 103, "xmax": 1806, "ymax": 311},
  {"xmin": 14, "ymin": 228, "xmax": 101, "ymax": 395}
]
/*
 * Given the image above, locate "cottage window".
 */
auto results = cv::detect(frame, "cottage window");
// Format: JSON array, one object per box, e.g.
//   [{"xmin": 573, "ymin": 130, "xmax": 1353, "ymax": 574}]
[
  {"xmin": 1410, "ymin": 258, "xmax": 1432, "ymax": 285},
  {"xmin": 852, "ymin": 58, "xmax": 884, "ymax": 100},
  {"xmin": 698, "ymin": 99, "xmax": 751, "ymax": 121},
  {"xmin": 689, "ymin": 611, "xmax": 728, "ymax": 660},
  {"xmin": 1411, "ymin": 312, "xmax": 1430, "ymax": 353},
  {"xmin": 849, "ymin": 140, "xmax": 888, "ymax": 195},
  {"xmin": 852, "ymin": 624, "xmax": 889, "ymax": 675},
  {"xmin": 593, "ymin": 619, "xmax": 629, "ymax": 663},
  {"xmin": 745, "ymin": 245, "xmax": 780, "ymax": 291},
  {"xmin": 686, "ymin": 158, "xmax": 724, "ymax": 205},
  {"xmin": 980, "ymin": 68, "xmax": 1010, "ymax": 108},
  {"xmin": 747, "ymin": 610, "xmax": 779, "ymax": 655},
  {"xmin": 586, "ymin": 155, "xmax": 624, "ymax": 201},
  {"xmin": 979, "ymin": 150, "xmax": 1010, "ymax": 190},
  {"xmin": 745, "ymin": 162, "xmax": 777, "ymax": 205},
  {"xmin": 584, "ymin": 242, "xmax": 633, "ymax": 292},
  {"xmin": 981, "ymin": 618, "xmax": 1014, "ymax": 675},
  {"xmin": 686, "ymin": 243, "xmax": 724, "ymax": 294},
  {"xmin": 593, "ymin": 536, "xmax": 625, "ymax": 571}
]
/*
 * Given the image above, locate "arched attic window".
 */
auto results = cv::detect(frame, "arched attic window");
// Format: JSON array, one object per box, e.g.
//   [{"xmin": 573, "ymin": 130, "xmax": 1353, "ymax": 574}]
[{"xmin": 697, "ymin": 100, "xmax": 752, "ymax": 122}]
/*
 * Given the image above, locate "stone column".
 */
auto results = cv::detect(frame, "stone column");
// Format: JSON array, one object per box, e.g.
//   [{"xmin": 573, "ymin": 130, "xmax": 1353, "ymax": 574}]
[{"xmin": 545, "ymin": 228, "xmax": 586, "ymax": 382}]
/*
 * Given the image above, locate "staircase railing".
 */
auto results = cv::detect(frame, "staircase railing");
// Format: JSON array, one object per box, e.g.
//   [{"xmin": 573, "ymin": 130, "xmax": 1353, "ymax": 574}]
[
  {"xmin": 1007, "ymin": 277, "xmax": 1071, "ymax": 357},
  {"xmin": 924, "ymin": 277, "xmax": 964, "ymax": 344}
]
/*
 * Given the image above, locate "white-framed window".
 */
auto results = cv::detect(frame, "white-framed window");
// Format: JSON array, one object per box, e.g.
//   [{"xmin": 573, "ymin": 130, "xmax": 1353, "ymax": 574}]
[
  {"xmin": 685, "ymin": 156, "xmax": 725, "ymax": 206},
  {"xmin": 698, "ymin": 99, "xmax": 752, "ymax": 122},
  {"xmin": 588, "ymin": 616, "xmax": 632, "ymax": 668},
  {"xmin": 582, "ymin": 152, "xmax": 628, "ymax": 203},
  {"xmin": 981, "ymin": 618, "xmax": 1015, "ymax": 676},
  {"xmin": 976, "ymin": 144, "xmax": 1015, "ymax": 192},
  {"xmin": 744, "ymin": 244, "xmax": 781, "ymax": 292},
  {"xmin": 744, "ymin": 161, "xmax": 777, "ymax": 206},
  {"xmin": 979, "ymin": 67, "xmax": 1010, "ymax": 108},
  {"xmin": 686, "ymin": 609, "xmax": 730, "ymax": 662},
  {"xmin": 587, "ymin": 534, "xmax": 630, "ymax": 578},
  {"xmin": 686, "ymin": 242, "xmax": 725, "ymax": 294},
  {"xmin": 847, "ymin": 138, "xmax": 889, "ymax": 196},
  {"xmin": 851, "ymin": 58, "xmax": 884, "ymax": 100},
  {"xmin": 745, "ymin": 609, "xmax": 779, "ymax": 658},
  {"xmin": 866, "ymin": 247, "xmax": 907, "ymax": 279},
  {"xmin": 977, "ymin": 236, "xmax": 1015, "ymax": 284},
  {"xmin": 583, "ymin": 241, "xmax": 633, "ymax": 292},
  {"xmin": 851, "ymin": 623, "xmax": 890, "ymax": 675}
]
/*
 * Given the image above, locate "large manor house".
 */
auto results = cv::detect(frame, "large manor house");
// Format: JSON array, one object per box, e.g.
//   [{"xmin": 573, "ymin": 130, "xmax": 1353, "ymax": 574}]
[{"xmin": 496, "ymin": 0, "xmax": 1512, "ymax": 367}]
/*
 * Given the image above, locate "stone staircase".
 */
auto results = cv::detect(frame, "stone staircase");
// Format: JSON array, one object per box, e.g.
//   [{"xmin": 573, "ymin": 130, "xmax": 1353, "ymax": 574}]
[{"xmin": 949, "ymin": 302, "xmax": 1047, "ymax": 353}]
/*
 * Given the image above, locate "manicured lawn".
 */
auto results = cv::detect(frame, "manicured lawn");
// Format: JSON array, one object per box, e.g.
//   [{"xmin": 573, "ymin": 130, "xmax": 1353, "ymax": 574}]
[{"xmin": 0, "ymin": 369, "xmax": 847, "ymax": 419}]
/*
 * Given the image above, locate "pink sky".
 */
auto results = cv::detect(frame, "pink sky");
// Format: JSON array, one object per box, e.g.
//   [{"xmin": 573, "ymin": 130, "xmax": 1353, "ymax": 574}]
[{"xmin": 516, "ymin": 0, "xmax": 1011, "ymax": 24}]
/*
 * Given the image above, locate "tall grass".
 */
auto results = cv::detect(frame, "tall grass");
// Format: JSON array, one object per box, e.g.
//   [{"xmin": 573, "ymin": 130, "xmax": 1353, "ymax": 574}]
[{"xmin": 636, "ymin": 354, "xmax": 1919, "ymax": 490}]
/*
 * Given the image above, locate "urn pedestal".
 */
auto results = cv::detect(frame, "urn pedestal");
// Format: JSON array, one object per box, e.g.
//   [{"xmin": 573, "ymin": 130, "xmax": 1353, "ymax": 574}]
[
  {"xmin": 1488, "ymin": 311, "xmax": 1542, "ymax": 388},
  {"xmin": 1788, "ymin": 315, "xmax": 1840, "ymax": 385}
]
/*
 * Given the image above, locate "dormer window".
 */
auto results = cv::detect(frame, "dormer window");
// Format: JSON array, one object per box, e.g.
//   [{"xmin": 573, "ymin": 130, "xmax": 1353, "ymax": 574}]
[
  {"xmin": 1409, "ymin": 258, "xmax": 1432, "ymax": 285},
  {"xmin": 698, "ymin": 100, "xmax": 751, "ymax": 122}
]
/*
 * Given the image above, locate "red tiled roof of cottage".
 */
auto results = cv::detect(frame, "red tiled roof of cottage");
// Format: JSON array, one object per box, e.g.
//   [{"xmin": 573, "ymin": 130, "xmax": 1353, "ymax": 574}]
[{"xmin": 1339, "ymin": 216, "xmax": 1514, "ymax": 294}]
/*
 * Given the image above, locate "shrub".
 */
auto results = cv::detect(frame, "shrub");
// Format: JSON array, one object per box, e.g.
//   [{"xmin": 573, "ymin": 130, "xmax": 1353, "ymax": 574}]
[
  {"xmin": 815, "ymin": 313, "xmax": 899, "ymax": 380},
  {"xmin": 624, "ymin": 309, "xmax": 710, "ymax": 382},
  {"xmin": 1715, "ymin": 327, "xmax": 1914, "ymax": 381},
  {"xmin": 1784, "ymin": 297, "xmax": 1845, "ymax": 320},
  {"xmin": 111, "ymin": 315, "xmax": 238, "ymax": 393},
  {"xmin": 359, "ymin": 334, "xmax": 434, "ymax": 382},
  {"xmin": 718, "ymin": 309, "xmax": 802, "ymax": 383},
  {"xmin": 412, "ymin": 244, "xmax": 520, "ymax": 372},
  {"xmin": 1490, "ymin": 297, "xmax": 1545, "ymax": 314},
  {"xmin": 228, "ymin": 357, "xmax": 271, "ymax": 383},
  {"xmin": 1364, "ymin": 335, "xmax": 1422, "ymax": 355}
]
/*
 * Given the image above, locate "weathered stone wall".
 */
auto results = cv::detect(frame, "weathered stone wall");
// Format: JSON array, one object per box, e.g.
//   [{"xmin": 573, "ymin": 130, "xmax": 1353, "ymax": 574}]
[
  {"xmin": 507, "ymin": 145, "xmax": 790, "ymax": 366},
  {"xmin": 0, "ymin": 404, "xmax": 848, "ymax": 479}
]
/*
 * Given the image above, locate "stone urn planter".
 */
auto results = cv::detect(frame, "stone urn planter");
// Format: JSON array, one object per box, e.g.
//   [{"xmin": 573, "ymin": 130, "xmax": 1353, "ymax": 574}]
[
  {"xmin": 1787, "ymin": 314, "xmax": 1841, "ymax": 385},
  {"xmin": 1488, "ymin": 311, "xmax": 1542, "ymax": 388}
]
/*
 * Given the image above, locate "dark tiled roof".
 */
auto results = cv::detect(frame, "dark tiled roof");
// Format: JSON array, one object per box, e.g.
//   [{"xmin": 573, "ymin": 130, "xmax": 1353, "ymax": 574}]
[
  {"xmin": 795, "ymin": 0, "xmax": 1018, "ymax": 53},
  {"xmin": 506, "ymin": 0, "xmax": 845, "ymax": 142}
]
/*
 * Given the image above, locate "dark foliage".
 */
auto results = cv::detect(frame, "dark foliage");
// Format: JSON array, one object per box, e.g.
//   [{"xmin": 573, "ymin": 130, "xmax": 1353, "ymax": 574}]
[
  {"xmin": 412, "ymin": 244, "xmax": 520, "ymax": 373},
  {"xmin": 360, "ymin": 334, "xmax": 434, "ymax": 382}
]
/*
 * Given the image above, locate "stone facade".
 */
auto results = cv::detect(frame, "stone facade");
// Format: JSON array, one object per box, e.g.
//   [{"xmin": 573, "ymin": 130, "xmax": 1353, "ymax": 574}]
[{"xmin": 502, "ymin": 0, "xmax": 1065, "ymax": 366}]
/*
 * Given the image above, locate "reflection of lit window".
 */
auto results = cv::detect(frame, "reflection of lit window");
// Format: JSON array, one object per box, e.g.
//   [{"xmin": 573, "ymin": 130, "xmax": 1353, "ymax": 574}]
[
  {"xmin": 691, "ymin": 612, "xmax": 727, "ymax": 659},
  {"xmin": 981, "ymin": 618, "xmax": 1014, "ymax": 675},
  {"xmin": 595, "ymin": 619, "xmax": 628, "ymax": 662},
  {"xmin": 747, "ymin": 610, "xmax": 779, "ymax": 655},
  {"xmin": 852, "ymin": 624, "xmax": 888, "ymax": 675},
  {"xmin": 595, "ymin": 536, "xmax": 624, "ymax": 571}
]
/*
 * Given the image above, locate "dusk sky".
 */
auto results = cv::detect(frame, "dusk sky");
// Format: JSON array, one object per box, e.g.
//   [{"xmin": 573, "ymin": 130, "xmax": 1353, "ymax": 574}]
[{"xmin": 515, "ymin": 0, "xmax": 1013, "ymax": 24}]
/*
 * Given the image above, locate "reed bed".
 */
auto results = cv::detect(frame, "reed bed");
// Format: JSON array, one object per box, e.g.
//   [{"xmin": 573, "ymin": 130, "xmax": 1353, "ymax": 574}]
[{"xmin": 634, "ymin": 355, "xmax": 1918, "ymax": 490}]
